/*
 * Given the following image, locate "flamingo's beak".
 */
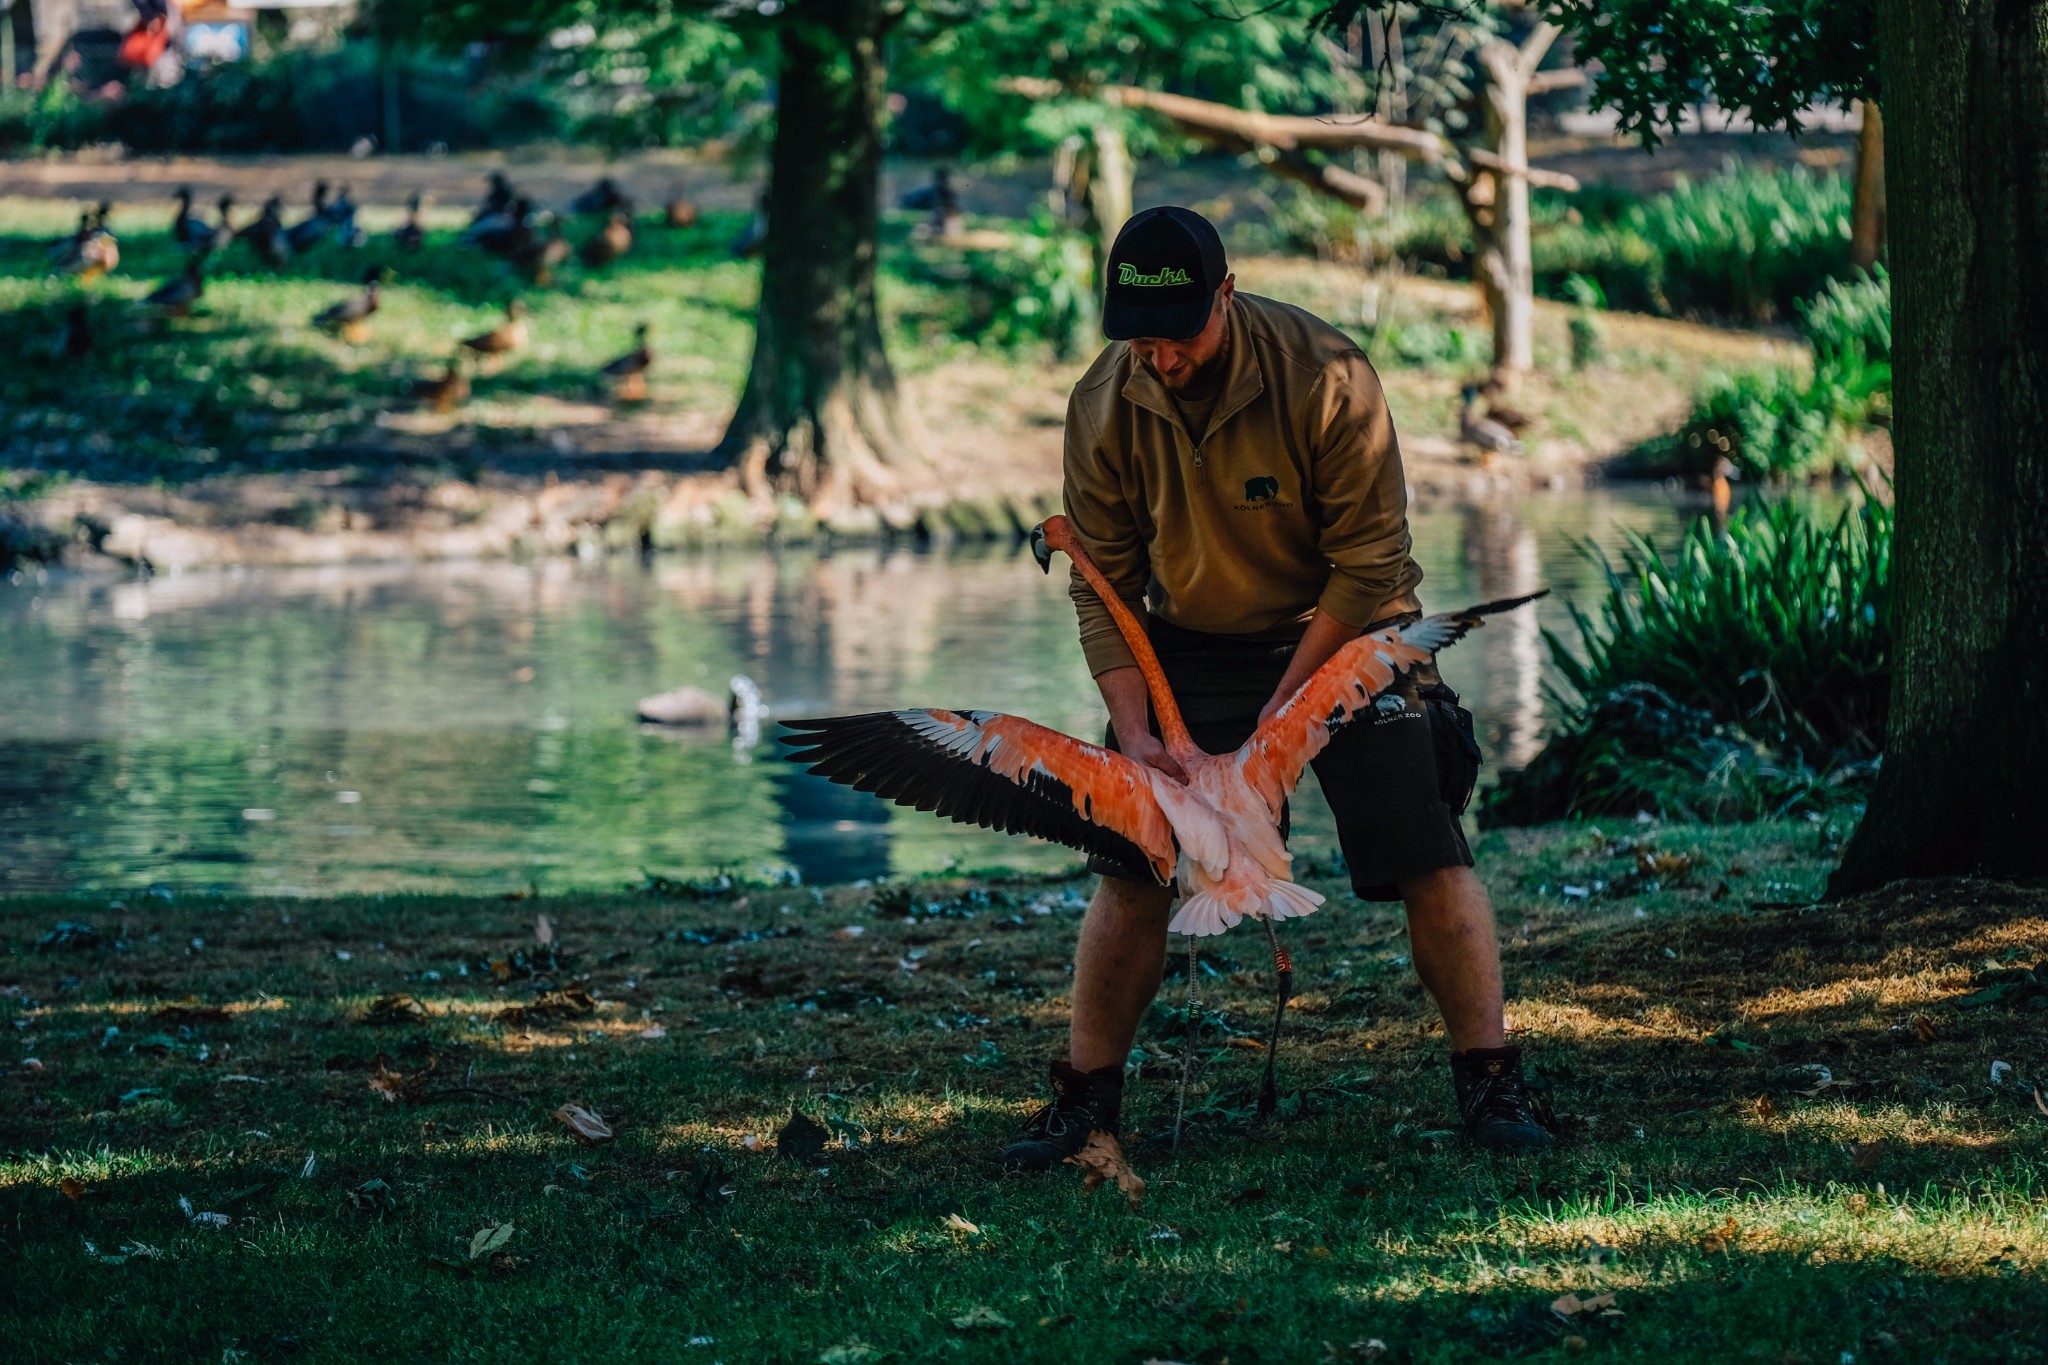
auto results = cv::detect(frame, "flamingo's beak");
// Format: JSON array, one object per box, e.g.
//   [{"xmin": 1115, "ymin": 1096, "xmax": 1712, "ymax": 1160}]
[{"xmin": 1029, "ymin": 522, "xmax": 1053, "ymax": 575}]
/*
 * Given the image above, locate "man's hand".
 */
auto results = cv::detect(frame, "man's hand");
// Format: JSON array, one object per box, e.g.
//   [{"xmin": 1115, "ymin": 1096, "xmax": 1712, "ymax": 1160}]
[
  {"xmin": 1120, "ymin": 731, "xmax": 1189, "ymax": 784},
  {"xmin": 1096, "ymin": 665, "xmax": 1189, "ymax": 783}
]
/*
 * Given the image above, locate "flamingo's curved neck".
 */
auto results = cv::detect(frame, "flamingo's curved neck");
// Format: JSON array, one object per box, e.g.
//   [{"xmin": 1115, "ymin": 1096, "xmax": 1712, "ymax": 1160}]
[{"xmin": 1053, "ymin": 525, "xmax": 1202, "ymax": 764}]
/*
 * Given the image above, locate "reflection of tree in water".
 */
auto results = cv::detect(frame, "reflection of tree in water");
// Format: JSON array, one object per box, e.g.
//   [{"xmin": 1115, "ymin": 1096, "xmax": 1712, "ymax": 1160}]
[{"xmin": 1456, "ymin": 498, "xmax": 1547, "ymax": 768}]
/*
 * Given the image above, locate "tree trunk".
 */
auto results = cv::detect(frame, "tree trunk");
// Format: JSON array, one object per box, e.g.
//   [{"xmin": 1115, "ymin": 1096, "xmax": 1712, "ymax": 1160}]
[
  {"xmin": 1849, "ymin": 100, "xmax": 1887, "ymax": 270},
  {"xmin": 716, "ymin": 0, "xmax": 923, "ymax": 523},
  {"xmin": 1472, "ymin": 23, "xmax": 1559, "ymax": 380},
  {"xmin": 1829, "ymin": 0, "xmax": 2048, "ymax": 894},
  {"xmin": 1086, "ymin": 124, "xmax": 1134, "ymax": 287}
]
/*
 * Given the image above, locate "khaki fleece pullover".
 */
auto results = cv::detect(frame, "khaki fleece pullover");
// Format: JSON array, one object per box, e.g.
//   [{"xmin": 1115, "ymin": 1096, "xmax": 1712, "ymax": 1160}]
[{"xmin": 1062, "ymin": 290, "xmax": 1423, "ymax": 677}]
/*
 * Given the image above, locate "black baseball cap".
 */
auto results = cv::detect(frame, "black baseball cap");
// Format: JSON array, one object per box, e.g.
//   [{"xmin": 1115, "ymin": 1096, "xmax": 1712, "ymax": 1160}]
[{"xmin": 1102, "ymin": 206, "xmax": 1229, "ymax": 341}]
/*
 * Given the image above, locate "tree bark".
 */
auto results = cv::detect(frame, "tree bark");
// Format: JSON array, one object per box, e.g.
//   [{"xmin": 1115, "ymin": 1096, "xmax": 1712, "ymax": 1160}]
[
  {"xmin": 1086, "ymin": 124, "xmax": 1134, "ymax": 287},
  {"xmin": 1471, "ymin": 23, "xmax": 1560, "ymax": 380},
  {"xmin": 1829, "ymin": 0, "xmax": 2048, "ymax": 893},
  {"xmin": 716, "ymin": 0, "xmax": 923, "ymax": 522},
  {"xmin": 1850, "ymin": 99, "xmax": 1887, "ymax": 270}
]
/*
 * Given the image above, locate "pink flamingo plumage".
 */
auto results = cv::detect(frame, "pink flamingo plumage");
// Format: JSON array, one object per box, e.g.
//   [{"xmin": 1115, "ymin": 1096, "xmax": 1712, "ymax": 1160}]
[{"xmin": 785, "ymin": 515, "xmax": 1541, "ymax": 936}]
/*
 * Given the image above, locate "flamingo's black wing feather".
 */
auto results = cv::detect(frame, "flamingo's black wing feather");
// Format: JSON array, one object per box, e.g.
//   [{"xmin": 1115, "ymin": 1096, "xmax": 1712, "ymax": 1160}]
[{"xmin": 781, "ymin": 711, "xmax": 1172, "ymax": 884}]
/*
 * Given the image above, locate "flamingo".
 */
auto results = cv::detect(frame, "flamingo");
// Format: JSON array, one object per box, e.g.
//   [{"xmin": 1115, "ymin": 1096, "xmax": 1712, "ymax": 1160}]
[
  {"xmin": 787, "ymin": 514, "xmax": 1540, "ymax": 938},
  {"xmin": 787, "ymin": 516, "xmax": 1541, "ymax": 1124}
]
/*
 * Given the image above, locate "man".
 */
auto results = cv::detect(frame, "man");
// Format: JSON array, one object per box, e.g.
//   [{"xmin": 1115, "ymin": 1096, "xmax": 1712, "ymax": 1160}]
[{"xmin": 1003, "ymin": 207, "xmax": 1550, "ymax": 1169}]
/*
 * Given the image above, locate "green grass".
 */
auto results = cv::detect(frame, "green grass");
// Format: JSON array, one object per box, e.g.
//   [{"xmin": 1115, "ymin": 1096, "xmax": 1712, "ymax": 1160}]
[
  {"xmin": 0, "ymin": 198, "xmax": 1072, "ymax": 489},
  {"xmin": 6, "ymin": 821, "xmax": 2046, "ymax": 1363}
]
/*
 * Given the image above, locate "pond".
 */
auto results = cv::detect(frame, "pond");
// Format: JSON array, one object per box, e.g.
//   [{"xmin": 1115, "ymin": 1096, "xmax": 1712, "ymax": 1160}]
[{"xmin": 2, "ymin": 488, "xmax": 1740, "ymax": 895}]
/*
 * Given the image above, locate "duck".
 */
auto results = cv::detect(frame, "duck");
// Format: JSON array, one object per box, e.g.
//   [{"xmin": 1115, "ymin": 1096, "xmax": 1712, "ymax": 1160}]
[
  {"xmin": 393, "ymin": 192, "xmax": 427, "ymax": 252},
  {"xmin": 237, "ymin": 195, "xmax": 290, "ymax": 268},
  {"xmin": 599, "ymin": 323, "xmax": 652, "ymax": 401},
  {"xmin": 578, "ymin": 209, "xmax": 633, "ymax": 268},
  {"xmin": 1709, "ymin": 456, "xmax": 1738, "ymax": 529},
  {"xmin": 56, "ymin": 302, "xmax": 95, "ymax": 363},
  {"xmin": 463, "ymin": 196, "xmax": 532, "ymax": 255},
  {"xmin": 787, "ymin": 515, "xmax": 1542, "ymax": 1112},
  {"xmin": 1459, "ymin": 384, "xmax": 1523, "ymax": 464},
  {"xmin": 1477, "ymin": 377, "xmax": 1535, "ymax": 436},
  {"xmin": 203, "ymin": 194, "xmax": 239, "ymax": 255},
  {"xmin": 409, "ymin": 354, "xmax": 471, "ymax": 413},
  {"xmin": 145, "ymin": 253, "xmax": 207, "ymax": 317},
  {"xmin": 312, "ymin": 267, "xmax": 384, "ymax": 343},
  {"xmin": 511, "ymin": 218, "xmax": 570, "ymax": 285},
  {"xmin": 469, "ymin": 170, "xmax": 515, "ymax": 227},
  {"xmin": 569, "ymin": 176, "xmax": 631, "ymax": 216},
  {"xmin": 283, "ymin": 182, "xmax": 335, "ymax": 254},
  {"xmin": 171, "ymin": 187, "xmax": 211, "ymax": 246},
  {"xmin": 52, "ymin": 204, "xmax": 118, "ymax": 280},
  {"xmin": 325, "ymin": 183, "xmax": 365, "ymax": 247},
  {"xmin": 663, "ymin": 192, "xmax": 699, "ymax": 229},
  {"xmin": 461, "ymin": 300, "xmax": 528, "ymax": 360}
]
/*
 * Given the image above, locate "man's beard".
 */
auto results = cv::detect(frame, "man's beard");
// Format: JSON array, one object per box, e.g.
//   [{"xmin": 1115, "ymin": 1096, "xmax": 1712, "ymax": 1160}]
[{"xmin": 1155, "ymin": 320, "xmax": 1231, "ymax": 396}]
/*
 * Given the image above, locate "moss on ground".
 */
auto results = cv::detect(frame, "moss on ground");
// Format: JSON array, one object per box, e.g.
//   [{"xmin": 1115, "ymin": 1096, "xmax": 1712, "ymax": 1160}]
[{"xmin": 4, "ymin": 820, "xmax": 2045, "ymax": 1362}]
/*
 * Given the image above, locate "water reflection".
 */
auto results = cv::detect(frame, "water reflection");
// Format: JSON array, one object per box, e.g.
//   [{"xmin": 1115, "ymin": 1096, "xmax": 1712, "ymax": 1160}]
[{"xmin": 0, "ymin": 487, "xmax": 1769, "ymax": 893}]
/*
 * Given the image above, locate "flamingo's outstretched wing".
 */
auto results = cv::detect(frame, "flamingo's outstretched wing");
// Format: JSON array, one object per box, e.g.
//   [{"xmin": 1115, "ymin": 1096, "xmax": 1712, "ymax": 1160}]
[
  {"xmin": 782, "ymin": 710, "xmax": 1178, "ymax": 884},
  {"xmin": 1234, "ymin": 593, "xmax": 1547, "ymax": 817}
]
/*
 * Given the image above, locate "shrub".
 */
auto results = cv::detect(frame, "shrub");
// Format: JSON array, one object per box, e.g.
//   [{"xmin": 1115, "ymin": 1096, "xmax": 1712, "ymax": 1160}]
[
  {"xmin": 1484, "ymin": 494, "xmax": 1892, "ymax": 824},
  {"xmin": 896, "ymin": 219, "xmax": 1096, "ymax": 357},
  {"xmin": 1800, "ymin": 267, "xmax": 1891, "ymax": 366}
]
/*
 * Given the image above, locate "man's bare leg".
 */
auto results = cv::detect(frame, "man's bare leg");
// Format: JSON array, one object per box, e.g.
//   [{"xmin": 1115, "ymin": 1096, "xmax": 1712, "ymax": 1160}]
[
  {"xmin": 1397, "ymin": 864, "xmax": 1507, "ymax": 1051},
  {"xmin": 1068, "ymin": 875, "xmax": 1176, "ymax": 1071}
]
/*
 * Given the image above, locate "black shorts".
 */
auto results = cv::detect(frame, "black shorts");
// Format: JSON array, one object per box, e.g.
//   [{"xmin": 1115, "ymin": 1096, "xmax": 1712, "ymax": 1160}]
[{"xmin": 1086, "ymin": 614, "xmax": 1479, "ymax": 902}]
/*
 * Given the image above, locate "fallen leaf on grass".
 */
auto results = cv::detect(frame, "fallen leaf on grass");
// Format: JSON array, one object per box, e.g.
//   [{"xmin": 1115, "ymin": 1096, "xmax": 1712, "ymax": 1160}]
[
  {"xmin": 468, "ymin": 1222, "xmax": 514, "ymax": 1260},
  {"xmin": 346, "ymin": 1179, "xmax": 396, "ymax": 1215},
  {"xmin": 636, "ymin": 1025, "xmax": 667, "ymax": 1040},
  {"xmin": 1700, "ymin": 1216, "xmax": 1738, "ymax": 1253},
  {"xmin": 178, "ymin": 1197, "xmax": 230, "ymax": 1228},
  {"xmin": 554, "ymin": 1104, "xmax": 615, "ymax": 1144},
  {"xmin": 1913, "ymin": 1014, "xmax": 1937, "ymax": 1044},
  {"xmin": 535, "ymin": 914, "xmax": 554, "ymax": 947},
  {"xmin": 84, "ymin": 1239, "xmax": 161, "ymax": 1265},
  {"xmin": 1754, "ymin": 1094, "xmax": 1780, "ymax": 1121},
  {"xmin": 152, "ymin": 999, "xmax": 230, "ymax": 1025},
  {"xmin": 363, "ymin": 994, "xmax": 426, "ymax": 1026},
  {"xmin": 1851, "ymin": 1139, "xmax": 1887, "ymax": 1172},
  {"xmin": 501, "ymin": 988, "xmax": 596, "ymax": 1026},
  {"xmin": 777, "ymin": 1109, "xmax": 828, "ymax": 1164},
  {"xmin": 367, "ymin": 1053, "xmax": 429, "ymax": 1103},
  {"xmin": 1577, "ymin": 1235, "xmax": 1622, "ymax": 1265},
  {"xmin": 60, "ymin": 1177, "xmax": 88, "ymax": 1199},
  {"xmin": 1550, "ymin": 1292, "xmax": 1619, "ymax": 1317},
  {"xmin": 2036, "ymin": 1086, "xmax": 2048, "ymax": 1119},
  {"xmin": 941, "ymin": 1212, "xmax": 981, "ymax": 1236},
  {"xmin": 489, "ymin": 958, "xmax": 512, "ymax": 983},
  {"xmin": 1066, "ymin": 1130, "xmax": 1145, "ymax": 1209},
  {"xmin": 949, "ymin": 1306, "xmax": 1011, "ymax": 1331}
]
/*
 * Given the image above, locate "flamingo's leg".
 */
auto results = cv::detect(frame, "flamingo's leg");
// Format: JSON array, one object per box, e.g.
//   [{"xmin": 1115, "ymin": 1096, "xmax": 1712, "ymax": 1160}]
[
  {"xmin": 1256, "ymin": 915, "xmax": 1294, "ymax": 1119},
  {"xmin": 1173, "ymin": 934, "xmax": 1198, "ymax": 1155}
]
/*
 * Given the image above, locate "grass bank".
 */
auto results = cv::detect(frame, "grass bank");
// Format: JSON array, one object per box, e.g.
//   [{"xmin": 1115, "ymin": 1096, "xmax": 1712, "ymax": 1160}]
[{"xmin": 5, "ymin": 820, "xmax": 2045, "ymax": 1362}]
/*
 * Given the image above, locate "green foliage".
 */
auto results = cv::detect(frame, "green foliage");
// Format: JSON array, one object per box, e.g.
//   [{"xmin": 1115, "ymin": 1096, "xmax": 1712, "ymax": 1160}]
[
  {"xmin": 1487, "ymin": 496, "xmax": 1892, "ymax": 823},
  {"xmin": 894, "ymin": 220, "xmax": 1097, "ymax": 358},
  {"xmin": 0, "ymin": 43, "xmax": 567, "ymax": 154},
  {"xmin": 1800, "ymin": 266, "xmax": 1891, "ymax": 366}
]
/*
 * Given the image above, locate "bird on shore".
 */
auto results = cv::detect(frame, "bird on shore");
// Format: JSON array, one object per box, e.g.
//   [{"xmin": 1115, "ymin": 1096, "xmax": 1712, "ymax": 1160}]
[
  {"xmin": 393, "ymin": 192, "xmax": 427, "ymax": 252},
  {"xmin": 202, "ymin": 194, "xmax": 239, "ymax": 255},
  {"xmin": 600, "ymin": 323, "xmax": 652, "ymax": 401},
  {"xmin": 569, "ymin": 176, "xmax": 631, "ymax": 217},
  {"xmin": 283, "ymin": 182, "xmax": 335, "ymax": 254},
  {"xmin": 461, "ymin": 300, "xmax": 528, "ymax": 361},
  {"xmin": 1459, "ymin": 384, "xmax": 1523, "ymax": 464},
  {"xmin": 1477, "ymin": 377, "xmax": 1535, "ymax": 437},
  {"xmin": 409, "ymin": 354, "xmax": 470, "ymax": 413},
  {"xmin": 237, "ymin": 195, "xmax": 290, "ymax": 268},
  {"xmin": 1709, "ymin": 456, "xmax": 1737, "ymax": 530},
  {"xmin": 787, "ymin": 515, "xmax": 1543, "ymax": 1117},
  {"xmin": 312, "ymin": 267, "xmax": 384, "ymax": 343},
  {"xmin": 52, "ymin": 203, "xmax": 118, "ymax": 280},
  {"xmin": 55, "ymin": 302, "xmax": 95, "ymax": 363},
  {"xmin": 470, "ymin": 171, "xmax": 515, "ymax": 227},
  {"xmin": 144, "ymin": 252, "xmax": 208, "ymax": 317},
  {"xmin": 464, "ymin": 197, "xmax": 532, "ymax": 256},
  {"xmin": 511, "ymin": 218, "xmax": 570, "ymax": 285},
  {"xmin": 579, "ymin": 209, "xmax": 634, "ymax": 268},
  {"xmin": 325, "ymin": 183, "xmax": 365, "ymax": 247},
  {"xmin": 171, "ymin": 187, "xmax": 211, "ymax": 246}
]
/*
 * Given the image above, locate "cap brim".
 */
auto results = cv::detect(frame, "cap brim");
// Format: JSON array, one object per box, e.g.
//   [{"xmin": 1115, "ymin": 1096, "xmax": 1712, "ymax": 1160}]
[{"xmin": 1103, "ymin": 292, "xmax": 1215, "ymax": 342}]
